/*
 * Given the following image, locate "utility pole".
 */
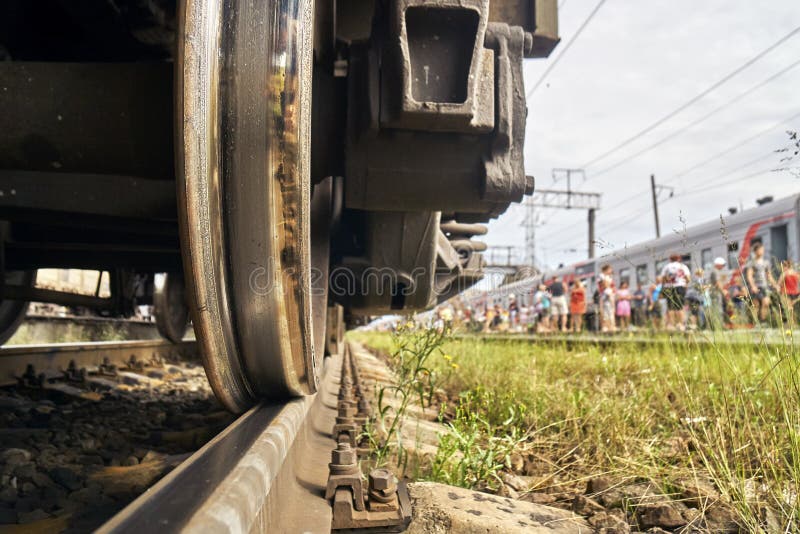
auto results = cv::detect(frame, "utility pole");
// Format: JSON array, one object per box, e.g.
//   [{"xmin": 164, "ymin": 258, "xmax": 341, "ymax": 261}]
[
  {"xmin": 551, "ymin": 168, "xmax": 586, "ymax": 209},
  {"xmin": 650, "ymin": 174, "xmax": 660, "ymax": 238},
  {"xmin": 649, "ymin": 174, "xmax": 675, "ymax": 239},
  {"xmin": 526, "ymin": 185, "xmax": 602, "ymax": 261}
]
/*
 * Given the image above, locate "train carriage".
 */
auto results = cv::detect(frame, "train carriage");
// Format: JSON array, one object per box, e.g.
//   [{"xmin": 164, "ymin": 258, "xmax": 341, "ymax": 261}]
[{"xmin": 477, "ymin": 194, "xmax": 800, "ymax": 321}]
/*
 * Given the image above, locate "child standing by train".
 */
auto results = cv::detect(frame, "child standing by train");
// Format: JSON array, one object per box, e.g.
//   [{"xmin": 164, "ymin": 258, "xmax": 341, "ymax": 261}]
[
  {"xmin": 569, "ymin": 279, "xmax": 587, "ymax": 333},
  {"xmin": 598, "ymin": 264, "xmax": 616, "ymax": 333}
]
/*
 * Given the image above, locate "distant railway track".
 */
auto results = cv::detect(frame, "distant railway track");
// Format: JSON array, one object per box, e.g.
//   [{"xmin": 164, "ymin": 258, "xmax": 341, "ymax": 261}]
[
  {"xmin": 0, "ymin": 339, "xmax": 198, "ymax": 387},
  {"xmin": 455, "ymin": 331, "xmax": 796, "ymax": 349}
]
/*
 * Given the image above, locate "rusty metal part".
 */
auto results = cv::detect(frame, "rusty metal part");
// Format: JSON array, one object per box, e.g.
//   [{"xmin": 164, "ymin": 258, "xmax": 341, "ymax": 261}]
[
  {"xmin": 153, "ymin": 272, "xmax": 189, "ymax": 343},
  {"xmin": 343, "ymin": 0, "xmax": 532, "ymax": 219},
  {"xmin": 328, "ymin": 344, "xmax": 412, "ymax": 530},
  {"xmin": 0, "ymin": 339, "xmax": 198, "ymax": 387},
  {"xmin": 99, "ymin": 353, "xmax": 342, "ymax": 533},
  {"xmin": 336, "ymin": 211, "xmax": 440, "ymax": 314},
  {"xmin": 177, "ymin": 0, "xmax": 317, "ymax": 412}
]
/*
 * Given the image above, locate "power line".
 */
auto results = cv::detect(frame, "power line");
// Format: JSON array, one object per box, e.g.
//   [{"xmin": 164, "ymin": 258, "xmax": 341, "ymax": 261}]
[
  {"xmin": 580, "ymin": 25, "xmax": 800, "ymax": 169},
  {"xmin": 590, "ymin": 57, "xmax": 800, "ymax": 178},
  {"xmin": 526, "ymin": 0, "xmax": 609, "ymax": 99},
  {"xmin": 675, "ymin": 167, "xmax": 777, "ymax": 197},
  {"xmin": 567, "ymin": 149, "xmax": 781, "ymax": 235},
  {"xmin": 537, "ymin": 151, "xmax": 783, "ymax": 247},
  {"xmin": 670, "ymin": 109, "xmax": 800, "ymax": 181}
]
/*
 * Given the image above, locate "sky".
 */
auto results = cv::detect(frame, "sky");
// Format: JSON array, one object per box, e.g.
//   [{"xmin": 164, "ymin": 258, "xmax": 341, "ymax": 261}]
[{"xmin": 485, "ymin": 0, "xmax": 800, "ymax": 270}]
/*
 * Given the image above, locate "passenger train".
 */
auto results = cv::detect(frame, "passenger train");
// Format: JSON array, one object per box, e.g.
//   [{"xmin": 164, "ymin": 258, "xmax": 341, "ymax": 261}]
[{"xmin": 471, "ymin": 193, "xmax": 800, "ymax": 313}]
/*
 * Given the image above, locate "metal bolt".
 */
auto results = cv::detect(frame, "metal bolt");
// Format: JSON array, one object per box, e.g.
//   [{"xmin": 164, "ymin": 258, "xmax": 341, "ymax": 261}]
[
  {"xmin": 525, "ymin": 174, "xmax": 535, "ymax": 195},
  {"xmin": 338, "ymin": 403, "xmax": 356, "ymax": 420},
  {"xmin": 331, "ymin": 442, "xmax": 356, "ymax": 466},
  {"xmin": 369, "ymin": 468, "xmax": 396, "ymax": 492}
]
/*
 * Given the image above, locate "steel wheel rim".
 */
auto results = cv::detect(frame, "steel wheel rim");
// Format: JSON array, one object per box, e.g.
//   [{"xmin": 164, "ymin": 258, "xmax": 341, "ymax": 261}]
[{"xmin": 178, "ymin": 0, "xmax": 316, "ymax": 412}]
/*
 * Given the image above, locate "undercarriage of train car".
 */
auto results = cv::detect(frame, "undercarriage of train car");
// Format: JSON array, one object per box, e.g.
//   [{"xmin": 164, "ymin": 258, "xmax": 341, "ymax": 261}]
[{"xmin": 0, "ymin": 0, "xmax": 558, "ymax": 411}]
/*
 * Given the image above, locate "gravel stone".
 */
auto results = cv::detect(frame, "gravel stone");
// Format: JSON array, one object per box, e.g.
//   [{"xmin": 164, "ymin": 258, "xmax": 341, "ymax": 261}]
[
  {"xmin": 12, "ymin": 463, "xmax": 36, "ymax": 479},
  {"xmin": 18, "ymin": 508, "xmax": 50, "ymax": 523},
  {"xmin": 637, "ymin": 503, "xmax": 686, "ymax": 530},
  {"xmin": 49, "ymin": 467, "xmax": 82, "ymax": 491},
  {"xmin": 32, "ymin": 472, "xmax": 56, "ymax": 488},
  {"xmin": 0, "ymin": 449, "xmax": 32, "ymax": 466},
  {"xmin": 572, "ymin": 494, "xmax": 605, "ymax": 516}
]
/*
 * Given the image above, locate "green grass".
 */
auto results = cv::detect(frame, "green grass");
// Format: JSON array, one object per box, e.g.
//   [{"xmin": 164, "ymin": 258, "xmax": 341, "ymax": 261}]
[{"xmin": 352, "ymin": 329, "xmax": 800, "ymax": 530}]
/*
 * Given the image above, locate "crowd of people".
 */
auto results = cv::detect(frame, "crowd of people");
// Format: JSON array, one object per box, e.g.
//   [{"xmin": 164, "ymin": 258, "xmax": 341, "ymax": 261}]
[{"xmin": 456, "ymin": 244, "xmax": 800, "ymax": 334}]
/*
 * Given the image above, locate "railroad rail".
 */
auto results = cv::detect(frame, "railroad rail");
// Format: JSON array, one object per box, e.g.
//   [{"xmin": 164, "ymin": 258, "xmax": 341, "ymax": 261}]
[
  {"xmin": 0, "ymin": 339, "xmax": 198, "ymax": 387},
  {"xmin": 98, "ymin": 343, "xmax": 409, "ymax": 533}
]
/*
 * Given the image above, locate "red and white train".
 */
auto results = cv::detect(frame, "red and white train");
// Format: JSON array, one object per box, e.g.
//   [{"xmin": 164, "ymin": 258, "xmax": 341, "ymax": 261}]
[{"xmin": 470, "ymin": 193, "xmax": 800, "ymax": 313}]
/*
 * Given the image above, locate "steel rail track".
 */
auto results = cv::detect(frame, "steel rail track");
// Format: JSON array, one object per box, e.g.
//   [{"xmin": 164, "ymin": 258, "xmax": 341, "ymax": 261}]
[
  {"xmin": 98, "ymin": 352, "xmax": 342, "ymax": 533},
  {"xmin": 0, "ymin": 339, "xmax": 199, "ymax": 386}
]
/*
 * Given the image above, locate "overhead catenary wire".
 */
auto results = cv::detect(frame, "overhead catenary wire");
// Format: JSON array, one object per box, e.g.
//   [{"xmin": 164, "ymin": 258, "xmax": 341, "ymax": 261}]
[
  {"xmin": 590, "ymin": 57, "xmax": 800, "ymax": 178},
  {"xmin": 580, "ymin": 25, "xmax": 800, "ymax": 169},
  {"xmin": 526, "ymin": 0, "xmax": 609, "ymax": 99},
  {"xmin": 545, "ymin": 164, "xmax": 787, "ymax": 253},
  {"xmin": 669, "ymin": 109, "xmax": 800, "ymax": 181}
]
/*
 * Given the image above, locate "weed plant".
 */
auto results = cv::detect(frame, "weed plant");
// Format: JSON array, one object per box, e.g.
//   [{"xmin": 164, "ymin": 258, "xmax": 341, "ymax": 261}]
[{"xmin": 353, "ymin": 330, "xmax": 800, "ymax": 529}]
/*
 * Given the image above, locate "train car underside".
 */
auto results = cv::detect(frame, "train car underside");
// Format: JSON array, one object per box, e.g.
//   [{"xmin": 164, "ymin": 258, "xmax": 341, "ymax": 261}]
[{"xmin": 0, "ymin": 0, "xmax": 558, "ymax": 412}]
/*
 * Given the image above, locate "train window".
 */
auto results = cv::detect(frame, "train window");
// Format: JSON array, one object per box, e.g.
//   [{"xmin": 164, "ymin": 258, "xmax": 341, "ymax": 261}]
[
  {"xmin": 619, "ymin": 268, "xmax": 630, "ymax": 286},
  {"xmin": 636, "ymin": 264, "xmax": 648, "ymax": 285},
  {"xmin": 701, "ymin": 248, "xmax": 712, "ymax": 269},
  {"xmin": 575, "ymin": 263, "xmax": 595, "ymax": 277},
  {"xmin": 770, "ymin": 225, "xmax": 788, "ymax": 263},
  {"xmin": 655, "ymin": 259, "xmax": 667, "ymax": 274},
  {"xmin": 727, "ymin": 241, "xmax": 739, "ymax": 268}
]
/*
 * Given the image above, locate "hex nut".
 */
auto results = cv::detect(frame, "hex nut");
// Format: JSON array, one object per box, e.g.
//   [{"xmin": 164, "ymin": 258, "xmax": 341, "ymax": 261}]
[
  {"xmin": 338, "ymin": 404, "xmax": 356, "ymax": 418},
  {"xmin": 332, "ymin": 444, "xmax": 356, "ymax": 466},
  {"xmin": 369, "ymin": 468, "xmax": 395, "ymax": 491}
]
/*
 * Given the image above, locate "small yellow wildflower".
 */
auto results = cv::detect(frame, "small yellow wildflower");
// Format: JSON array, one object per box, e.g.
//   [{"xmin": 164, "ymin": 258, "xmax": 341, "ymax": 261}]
[
  {"xmin": 450, "ymin": 363, "xmax": 459, "ymax": 370},
  {"xmin": 786, "ymin": 329, "xmax": 793, "ymax": 337},
  {"xmin": 443, "ymin": 354, "xmax": 452, "ymax": 361}
]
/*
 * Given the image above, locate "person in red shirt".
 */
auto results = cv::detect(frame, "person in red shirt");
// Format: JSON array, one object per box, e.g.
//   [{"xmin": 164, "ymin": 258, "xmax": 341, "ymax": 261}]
[
  {"xmin": 778, "ymin": 259, "xmax": 800, "ymax": 325},
  {"xmin": 569, "ymin": 279, "xmax": 587, "ymax": 333}
]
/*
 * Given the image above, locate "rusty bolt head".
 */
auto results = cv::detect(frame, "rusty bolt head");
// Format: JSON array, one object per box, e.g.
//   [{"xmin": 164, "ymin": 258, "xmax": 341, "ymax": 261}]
[
  {"xmin": 338, "ymin": 403, "xmax": 356, "ymax": 419},
  {"xmin": 525, "ymin": 174, "xmax": 535, "ymax": 196},
  {"xmin": 369, "ymin": 469, "xmax": 396, "ymax": 492},
  {"xmin": 332, "ymin": 443, "xmax": 356, "ymax": 466}
]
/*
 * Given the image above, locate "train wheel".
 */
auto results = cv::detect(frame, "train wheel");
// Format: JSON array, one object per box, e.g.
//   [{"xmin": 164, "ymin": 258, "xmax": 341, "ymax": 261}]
[
  {"xmin": 178, "ymin": 0, "xmax": 317, "ymax": 412},
  {"xmin": 153, "ymin": 273, "xmax": 189, "ymax": 343},
  {"xmin": 0, "ymin": 271, "xmax": 36, "ymax": 345}
]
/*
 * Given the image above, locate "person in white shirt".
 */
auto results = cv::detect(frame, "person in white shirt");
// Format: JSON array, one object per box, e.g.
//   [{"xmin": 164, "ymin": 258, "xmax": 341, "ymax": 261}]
[{"xmin": 659, "ymin": 253, "xmax": 691, "ymax": 331}]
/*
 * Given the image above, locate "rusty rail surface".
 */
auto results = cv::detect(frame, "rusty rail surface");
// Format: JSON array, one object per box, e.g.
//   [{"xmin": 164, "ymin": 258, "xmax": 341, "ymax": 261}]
[{"xmin": 0, "ymin": 339, "xmax": 199, "ymax": 387}]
